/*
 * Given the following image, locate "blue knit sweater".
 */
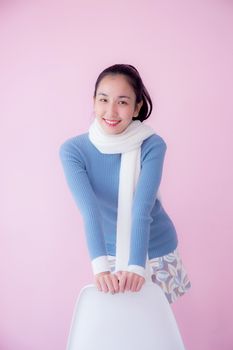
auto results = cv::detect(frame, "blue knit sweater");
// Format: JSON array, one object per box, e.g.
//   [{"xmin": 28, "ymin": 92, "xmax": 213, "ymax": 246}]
[{"xmin": 59, "ymin": 132, "xmax": 178, "ymax": 277}]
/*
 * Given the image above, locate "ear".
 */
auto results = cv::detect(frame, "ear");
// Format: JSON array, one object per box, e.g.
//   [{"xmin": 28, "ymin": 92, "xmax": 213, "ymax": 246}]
[{"xmin": 135, "ymin": 100, "xmax": 143, "ymax": 115}]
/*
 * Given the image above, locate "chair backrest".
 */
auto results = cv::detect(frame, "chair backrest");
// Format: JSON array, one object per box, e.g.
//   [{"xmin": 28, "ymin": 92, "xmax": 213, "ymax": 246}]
[{"xmin": 66, "ymin": 281, "xmax": 186, "ymax": 350}]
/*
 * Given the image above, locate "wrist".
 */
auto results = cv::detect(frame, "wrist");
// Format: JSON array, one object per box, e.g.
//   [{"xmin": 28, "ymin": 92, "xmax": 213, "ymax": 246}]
[
  {"xmin": 127, "ymin": 264, "xmax": 145, "ymax": 278},
  {"xmin": 91, "ymin": 255, "xmax": 111, "ymax": 275}
]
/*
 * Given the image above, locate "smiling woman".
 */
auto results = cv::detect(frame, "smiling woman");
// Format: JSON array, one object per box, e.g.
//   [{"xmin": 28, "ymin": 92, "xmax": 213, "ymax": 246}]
[
  {"xmin": 93, "ymin": 73, "xmax": 143, "ymax": 134},
  {"xmin": 59, "ymin": 63, "xmax": 191, "ymax": 303}
]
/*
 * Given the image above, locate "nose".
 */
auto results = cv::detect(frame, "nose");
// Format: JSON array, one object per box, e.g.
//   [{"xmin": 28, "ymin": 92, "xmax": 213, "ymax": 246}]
[{"xmin": 106, "ymin": 102, "xmax": 118, "ymax": 118}]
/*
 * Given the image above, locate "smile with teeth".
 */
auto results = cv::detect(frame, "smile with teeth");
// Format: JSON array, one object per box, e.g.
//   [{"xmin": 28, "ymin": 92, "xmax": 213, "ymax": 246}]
[{"xmin": 103, "ymin": 118, "xmax": 121, "ymax": 126}]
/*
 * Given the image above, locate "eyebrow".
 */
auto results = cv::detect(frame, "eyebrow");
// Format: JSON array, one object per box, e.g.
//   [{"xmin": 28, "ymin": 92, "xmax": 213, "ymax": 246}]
[{"xmin": 97, "ymin": 92, "xmax": 131, "ymax": 99}]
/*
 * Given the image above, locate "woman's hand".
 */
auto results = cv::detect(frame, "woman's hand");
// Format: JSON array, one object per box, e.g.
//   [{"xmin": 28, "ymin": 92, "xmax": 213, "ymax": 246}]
[
  {"xmin": 94, "ymin": 271, "xmax": 145, "ymax": 294},
  {"xmin": 115, "ymin": 271, "xmax": 145, "ymax": 293},
  {"xmin": 94, "ymin": 271, "xmax": 120, "ymax": 294}
]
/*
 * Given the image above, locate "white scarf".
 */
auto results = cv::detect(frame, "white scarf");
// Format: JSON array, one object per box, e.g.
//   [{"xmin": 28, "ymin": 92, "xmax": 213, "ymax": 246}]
[{"xmin": 88, "ymin": 117, "xmax": 159, "ymax": 276}]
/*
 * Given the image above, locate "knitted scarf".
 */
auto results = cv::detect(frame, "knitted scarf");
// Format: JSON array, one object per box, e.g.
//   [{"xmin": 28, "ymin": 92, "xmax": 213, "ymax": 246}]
[{"xmin": 88, "ymin": 117, "xmax": 157, "ymax": 276}]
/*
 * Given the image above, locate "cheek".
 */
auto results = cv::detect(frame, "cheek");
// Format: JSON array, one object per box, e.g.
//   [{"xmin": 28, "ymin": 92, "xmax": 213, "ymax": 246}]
[
  {"xmin": 94, "ymin": 106, "xmax": 104, "ymax": 115},
  {"xmin": 120, "ymin": 111, "xmax": 134, "ymax": 122},
  {"xmin": 120, "ymin": 106, "xmax": 134, "ymax": 116}
]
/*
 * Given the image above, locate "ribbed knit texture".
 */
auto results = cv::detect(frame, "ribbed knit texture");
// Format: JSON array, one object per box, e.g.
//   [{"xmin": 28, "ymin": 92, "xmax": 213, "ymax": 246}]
[{"xmin": 59, "ymin": 132, "xmax": 178, "ymax": 275}]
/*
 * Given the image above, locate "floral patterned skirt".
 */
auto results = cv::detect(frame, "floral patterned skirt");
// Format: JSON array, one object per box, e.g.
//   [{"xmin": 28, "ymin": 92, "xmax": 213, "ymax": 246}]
[{"xmin": 107, "ymin": 247, "xmax": 191, "ymax": 304}]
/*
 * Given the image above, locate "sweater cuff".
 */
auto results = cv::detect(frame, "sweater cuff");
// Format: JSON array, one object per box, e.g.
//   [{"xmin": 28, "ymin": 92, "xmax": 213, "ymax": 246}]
[
  {"xmin": 127, "ymin": 265, "xmax": 146, "ymax": 278},
  {"xmin": 91, "ymin": 255, "xmax": 111, "ymax": 275}
]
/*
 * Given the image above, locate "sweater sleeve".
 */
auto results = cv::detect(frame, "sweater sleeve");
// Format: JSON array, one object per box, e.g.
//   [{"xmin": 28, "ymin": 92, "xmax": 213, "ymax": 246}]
[
  {"xmin": 59, "ymin": 140, "xmax": 111, "ymax": 275},
  {"xmin": 127, "ymin": 135, "xmax": 167, "ymax": 278}
]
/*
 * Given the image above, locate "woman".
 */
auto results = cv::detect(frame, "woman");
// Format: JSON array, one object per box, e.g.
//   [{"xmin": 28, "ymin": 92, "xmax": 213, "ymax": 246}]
[{"xmin": 59, "ymin": 63, "xmax": 191, "ymax": 304}]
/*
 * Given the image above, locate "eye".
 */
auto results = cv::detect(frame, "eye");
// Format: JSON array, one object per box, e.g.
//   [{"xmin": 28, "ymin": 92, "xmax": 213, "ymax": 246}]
[
  {"xmin": 119, "ymin": 101, "xmax": 127, "ymax": 105},
  {"xmin": 99, "ymin": 98, "xmax": 107, "ymax": 102}
]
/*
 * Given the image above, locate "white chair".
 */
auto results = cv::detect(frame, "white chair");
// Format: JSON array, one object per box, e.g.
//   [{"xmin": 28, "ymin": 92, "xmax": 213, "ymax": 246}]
[
  {"xmin": 66, "ymin": 183, "xmax": 186, "ymax": 349},
  {"xmin": 66, "ymin": 258, "xmax": 186, "ymax": 350}
]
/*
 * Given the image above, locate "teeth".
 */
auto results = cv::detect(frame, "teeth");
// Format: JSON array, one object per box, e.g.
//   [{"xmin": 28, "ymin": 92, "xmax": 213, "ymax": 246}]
[{"xmin": 105, "ymin": 119, "xmax": 120, "ymax": 125}]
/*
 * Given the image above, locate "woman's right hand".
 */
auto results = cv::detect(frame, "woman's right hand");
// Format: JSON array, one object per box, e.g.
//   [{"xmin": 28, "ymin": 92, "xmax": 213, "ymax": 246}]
[{"xmin": 94, "ymin": 271, "xmax": 120, "ymax": 294}]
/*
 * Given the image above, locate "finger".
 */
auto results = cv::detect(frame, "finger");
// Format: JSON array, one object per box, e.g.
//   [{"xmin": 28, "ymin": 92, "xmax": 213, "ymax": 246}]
[
  {"xmin": 131, "ymin": 276, "xmax": 139, "ymax": 292},
  {"xmin": 104, "ymin": 274, "xmax": 115, "ymax": 294},
  {"xmin": 125, "ymin": 273, "xmax": 133, "ymax": 291},
  {"xmin": 135, "ymin": 278, "xmax": 145, "ymax": 292},
  {"xmin": 95, "ymin": 278, "xmax": 102, "ymax": 292},
  {"xmin": 114, "ymin": 272, "xmax": 120, "ymax": 281},
  {"xmin": 115, "ymin": 271, "xmax": 122, "ymax": 280},
  {"xmin": 99, "ymin": 276, "xmax": 109, "ymax": 293},
  {"xmin": 111, "ymin": 274, "xmax": 120, "ymax": 293},
  {"xmin": 119, "ymin": 273, "xmax": 127, "ymax": 292}
]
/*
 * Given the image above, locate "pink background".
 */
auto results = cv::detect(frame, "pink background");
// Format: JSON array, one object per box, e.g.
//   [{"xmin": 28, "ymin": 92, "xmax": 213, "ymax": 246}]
[{"xmin": 1, "ymin": 0, "xmax": 232, "ymax": 349}]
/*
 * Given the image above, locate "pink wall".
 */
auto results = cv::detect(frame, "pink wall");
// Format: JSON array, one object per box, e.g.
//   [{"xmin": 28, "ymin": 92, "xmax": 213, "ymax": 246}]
[{"xmin": 1, "ymin": 0, "xmax": 232, "ymax": 349}]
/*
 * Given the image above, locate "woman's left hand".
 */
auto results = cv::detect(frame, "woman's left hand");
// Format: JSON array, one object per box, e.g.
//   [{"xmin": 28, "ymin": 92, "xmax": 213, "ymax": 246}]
[{"xmin": 114, "ymin": 271, "xmax": 145, "ymax": 293}]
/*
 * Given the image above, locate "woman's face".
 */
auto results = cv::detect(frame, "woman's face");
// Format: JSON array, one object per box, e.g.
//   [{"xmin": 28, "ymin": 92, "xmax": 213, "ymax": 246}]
[{"xmin": 93, "ymin": 74, "xmax": 143, "ymax": 135}]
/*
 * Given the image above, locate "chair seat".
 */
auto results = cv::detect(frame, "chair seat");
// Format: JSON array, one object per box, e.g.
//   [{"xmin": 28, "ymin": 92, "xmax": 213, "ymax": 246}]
[{"xmin": 66, "ymin": 281, "xmax": 186, "ymax": 350}]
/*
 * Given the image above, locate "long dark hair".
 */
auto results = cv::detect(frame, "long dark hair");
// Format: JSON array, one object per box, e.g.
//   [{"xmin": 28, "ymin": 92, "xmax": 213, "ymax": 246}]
[{"xmin": 93, "ymin": 64, "xmax": 153, "ymax": 122}]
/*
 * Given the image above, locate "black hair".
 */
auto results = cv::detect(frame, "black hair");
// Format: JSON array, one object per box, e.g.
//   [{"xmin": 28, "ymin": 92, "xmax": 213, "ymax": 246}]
[{"xmin": 93, "ymin": 64, "xmax": 153, "ymax": 122}]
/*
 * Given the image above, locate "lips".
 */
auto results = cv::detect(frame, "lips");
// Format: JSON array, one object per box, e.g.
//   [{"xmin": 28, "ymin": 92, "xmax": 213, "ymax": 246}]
[{"xmin": 103, "ymin": 118, "xmax": 121, "ymax": 126}]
